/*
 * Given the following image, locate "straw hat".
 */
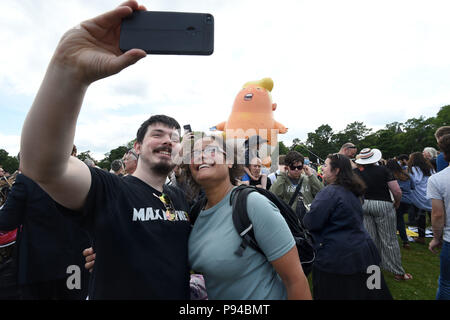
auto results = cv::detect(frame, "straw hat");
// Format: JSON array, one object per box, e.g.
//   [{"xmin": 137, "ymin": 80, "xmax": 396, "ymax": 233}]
[{"xmin": 355, "ymin": 148, "xmax": 382, "ymax": 165}]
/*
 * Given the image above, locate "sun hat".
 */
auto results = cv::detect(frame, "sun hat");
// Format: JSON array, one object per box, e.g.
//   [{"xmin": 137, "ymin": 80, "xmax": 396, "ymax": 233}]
[{"xmin": 355, "ymin": 148, "xmax": 382, "ymax": 165}]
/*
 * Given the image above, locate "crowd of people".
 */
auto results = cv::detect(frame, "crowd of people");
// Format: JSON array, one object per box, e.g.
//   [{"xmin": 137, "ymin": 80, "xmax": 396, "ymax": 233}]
[{"xmin": 1, "ymin": 2, "xmax": 449, "ymax": 301}]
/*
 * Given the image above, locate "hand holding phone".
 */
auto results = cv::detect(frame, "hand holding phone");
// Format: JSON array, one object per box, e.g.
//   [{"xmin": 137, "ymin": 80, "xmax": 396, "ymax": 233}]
[
  {"xmin": 183, "ymin": 124, "xmax": 192, "ymax": 134},
  {"xmin": 52, "ymin": 3, "xmax": 147, "ymax": 85}
]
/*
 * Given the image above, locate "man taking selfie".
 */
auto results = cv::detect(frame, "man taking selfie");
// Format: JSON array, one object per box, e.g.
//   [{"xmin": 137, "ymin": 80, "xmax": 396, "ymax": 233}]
[{"xmin": 19, "ymin": 1, "xmax": 191, "ymax": 299}]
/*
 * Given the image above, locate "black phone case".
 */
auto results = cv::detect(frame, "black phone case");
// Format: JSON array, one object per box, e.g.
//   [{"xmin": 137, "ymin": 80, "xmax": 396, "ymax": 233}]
[{"xmin": 120, "ymin": 11, "xmax": 214, "ymax": 55}]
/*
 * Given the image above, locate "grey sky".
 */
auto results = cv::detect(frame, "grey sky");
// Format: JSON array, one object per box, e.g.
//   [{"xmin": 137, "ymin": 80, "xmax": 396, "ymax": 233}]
[{"xmin": 0, "ymin": 0, "xmax": 448, "ymax": 160}]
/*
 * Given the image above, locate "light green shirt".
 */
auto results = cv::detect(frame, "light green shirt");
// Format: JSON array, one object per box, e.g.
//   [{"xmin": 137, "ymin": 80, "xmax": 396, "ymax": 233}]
[{"xmin": 188, "ymin": 189, "xmax": 295, "ymax": 300}]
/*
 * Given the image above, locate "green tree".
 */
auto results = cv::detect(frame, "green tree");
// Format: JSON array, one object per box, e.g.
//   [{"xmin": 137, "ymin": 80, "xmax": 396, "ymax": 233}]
[
  {"xmin": 292, "ymin": 144, "xmax": 309, "ymax": 157},
  {"xmin": 77, "ymin": 151, "xmax": 95, "ymax": 163},
  {"xmin": 433, "ymin": 105, "xmax": 450, "ymax": 128},
  {"xmin": 401, "ymin": 116, "xmax": 436, "ymax": 153},
  {"xmin": 97, "ymin": 145, "xmax": 129, "ymax": 170},
  {"xmin": 369, "ymin": 122, "xmax": 405, "ymax": 159},
  {"xmin": 278, "ymin": 141, "xmax": 289, "ymax": 155},
  {"xmin": 332, "ymin": 121, "xmax": 372, "ymax": 150},
  {"xmin": 291, "ymin": 138, "xmax": 301, "ymax": 148},
  {"xmin": 305, "ymin": 124, "xmax": 335, "ymax": 161},
  {"xmin": 0, "ymin": 149, "xmax": 20, "ymax": 174}
]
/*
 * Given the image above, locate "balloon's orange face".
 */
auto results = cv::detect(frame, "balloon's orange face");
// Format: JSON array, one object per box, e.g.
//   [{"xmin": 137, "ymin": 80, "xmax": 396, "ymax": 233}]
[{"xmin": 233, "ymin": 85, "xmax": 273, "ymax": 113}]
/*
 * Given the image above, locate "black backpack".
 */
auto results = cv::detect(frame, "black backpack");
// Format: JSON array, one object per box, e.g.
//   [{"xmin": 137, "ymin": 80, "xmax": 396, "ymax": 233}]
[{"xmin": 190, "ymin": 185, "xmax": 315, "ymax": 276}]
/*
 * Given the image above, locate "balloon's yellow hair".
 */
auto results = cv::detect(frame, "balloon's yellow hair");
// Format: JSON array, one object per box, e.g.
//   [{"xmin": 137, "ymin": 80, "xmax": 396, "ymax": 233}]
[
  {"xmin": 243, "ymin": 77, "xmax": 274, "ymax": 101},
  {"xmin": 243, "ymin": 77, "xmax": 273, "ymax": 91}
]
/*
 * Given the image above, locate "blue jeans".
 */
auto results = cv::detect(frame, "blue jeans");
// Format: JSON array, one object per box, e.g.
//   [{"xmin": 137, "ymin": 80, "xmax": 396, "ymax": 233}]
[{"xmin": 437, "ymin": 241, "xmax": 450, "ymax": 300}]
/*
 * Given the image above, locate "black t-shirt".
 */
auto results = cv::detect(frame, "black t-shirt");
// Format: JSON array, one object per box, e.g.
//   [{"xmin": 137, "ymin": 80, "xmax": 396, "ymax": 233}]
[
  {"xmin": 249, "ymin": 175, "xmax": 272, "ymax": 190},
  {"xmin": 81, "ymin": 168, "xmax": 191, "ymax": 299},
  {"xmin": 354, "ymin": 165, "xmax": 395, "ymax": 202}
]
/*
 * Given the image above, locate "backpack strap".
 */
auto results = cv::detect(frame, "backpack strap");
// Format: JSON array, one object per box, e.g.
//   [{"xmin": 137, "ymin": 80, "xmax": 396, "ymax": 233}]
[
  {"xmin": 230, "ymin": 185, "xmax": 264, "ymax": 257},
  {"xmin": 189, "ymin": 195, "xmax": 207, "ymax": 225},
  {"xmin": 288, "ymin": 177, "xmax": 304, "ymax": 207}
]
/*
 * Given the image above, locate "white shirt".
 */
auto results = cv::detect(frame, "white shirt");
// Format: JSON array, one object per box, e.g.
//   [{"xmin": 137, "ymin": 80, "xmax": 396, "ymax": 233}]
[{"xmin": 427, "ymin": 166, "xmax": 450, "ymax": 242}]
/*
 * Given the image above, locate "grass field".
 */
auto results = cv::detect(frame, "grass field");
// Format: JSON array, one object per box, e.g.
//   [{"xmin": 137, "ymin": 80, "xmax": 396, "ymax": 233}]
[
  {"xmin": 307, "ymin": 236, "xmax": 442, "ymax": 300},
  {"xmin": 382, "ymin": 237, "xmax": 440, "ymax": 300}
]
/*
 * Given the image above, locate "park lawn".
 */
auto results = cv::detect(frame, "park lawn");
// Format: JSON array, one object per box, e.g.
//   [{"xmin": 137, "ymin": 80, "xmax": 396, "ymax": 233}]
[{"xmin": 382, "ymin": 237, "xmax": 440, "ymax": 300}]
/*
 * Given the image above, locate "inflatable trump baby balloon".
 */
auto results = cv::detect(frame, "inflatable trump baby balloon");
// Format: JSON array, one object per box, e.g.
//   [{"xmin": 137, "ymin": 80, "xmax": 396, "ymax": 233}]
[
  {"xmin": 211, "ymin": 77, "xmax": 287, "ymax": 170},
  {"xmin": 212, "ymin": 77, "xmax": 287, "ymax": 145}
]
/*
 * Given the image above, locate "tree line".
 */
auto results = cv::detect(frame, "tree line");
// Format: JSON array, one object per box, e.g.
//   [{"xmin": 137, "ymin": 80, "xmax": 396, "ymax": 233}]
[
  {"xmin": 280, "ymin": 105, "xmax": 449, "ymax": 164},
  {"xmin": 1, "ymin": 105, "xmax": 448, "ymax": 173}
]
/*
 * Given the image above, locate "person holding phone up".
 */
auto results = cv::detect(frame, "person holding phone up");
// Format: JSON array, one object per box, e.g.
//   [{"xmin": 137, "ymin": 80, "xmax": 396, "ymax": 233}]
[{"xmin": 19, "ymin": 2, "xmax": 197, "ymax": 299}]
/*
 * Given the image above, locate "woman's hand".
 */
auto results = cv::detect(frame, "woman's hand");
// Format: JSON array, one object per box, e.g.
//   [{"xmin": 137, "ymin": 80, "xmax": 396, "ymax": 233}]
[
  {"xmin": 83, "ymin": 247, "xmax": 96, "ymax": 273},
  {"xmin": 52, "ymin": 1, "xmax": 147, "ymax": 85}
]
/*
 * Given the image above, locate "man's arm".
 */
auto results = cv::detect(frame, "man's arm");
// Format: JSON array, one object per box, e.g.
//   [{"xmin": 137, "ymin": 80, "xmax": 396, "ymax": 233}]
[
  {"xmin": 429, "ymin": 199, "xmax": 445, "ymax": 254},
  {"xmin": 20, "ymin": 1, "xmax": 147, "ymax": 210}
]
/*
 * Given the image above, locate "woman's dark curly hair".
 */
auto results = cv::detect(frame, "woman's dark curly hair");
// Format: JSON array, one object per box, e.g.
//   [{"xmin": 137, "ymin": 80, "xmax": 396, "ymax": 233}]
[
  {"xmin": 181, "ymin": 133, "xmax": 245, "ymax": 193},
  {"xmin": 407, "ymin": 152, "xmax": 433, "ymax": 176},
  {"xmin": 386, "ymin": 159, "xmax": 410, "ymax": 181},
  {"xmin": 327, "ymin": 153, "xmax": 366, "ymax": 197}
]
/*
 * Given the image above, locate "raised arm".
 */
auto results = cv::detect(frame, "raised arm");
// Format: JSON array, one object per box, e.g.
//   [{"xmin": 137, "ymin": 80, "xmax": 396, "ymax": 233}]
[{"xmin": 20, "ymin": 1, "xmax": 147, "ymax": 210}]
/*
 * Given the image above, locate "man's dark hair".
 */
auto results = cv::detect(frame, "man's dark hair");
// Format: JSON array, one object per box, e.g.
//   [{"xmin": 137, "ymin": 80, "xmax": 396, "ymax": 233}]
[
  {"xmin": 136, "ymin": 115, "xmax": 181, "ymax": 144},
  {"xmin": 397, "ymin": 154, "xmax": 409, "ymax": 162},
  {"xmin": 285, "ymin": 151, "xmax": 304, "ymax": 166},
  {"xmin": 327, "ymin": 153, "xmax": 366, "ymax": 197},
  {"xmin": 435, "ymin": 126, "xmax": 450, "ymax": 141},
  {"xmin": 111, "ymin": 159, "xmax": 123, "ymax": 172},
  {"xmin": 438, "ymin": 134, "xmax": 450, "ymax": 162}
]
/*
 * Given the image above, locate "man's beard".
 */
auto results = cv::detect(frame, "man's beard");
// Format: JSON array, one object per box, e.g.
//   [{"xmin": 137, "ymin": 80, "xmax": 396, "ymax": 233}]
[{"xmin": 151, "ymin": 160, "xmax": 175, "ymax": 176}]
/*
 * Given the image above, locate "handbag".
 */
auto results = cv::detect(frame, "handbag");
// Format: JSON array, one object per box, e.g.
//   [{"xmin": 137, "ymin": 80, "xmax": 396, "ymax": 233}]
[{"xmin": 288, "ymin": 177, "xmax": 308, "ymax": 222}]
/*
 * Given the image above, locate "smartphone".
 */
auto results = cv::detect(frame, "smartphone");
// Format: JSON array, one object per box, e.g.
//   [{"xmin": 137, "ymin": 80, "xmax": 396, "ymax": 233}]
[
  {"xmin": 120, "ymin": 11, "xmax": 214, "ymax": 55},
  {"xmin": 183, "ymin": 124, "xmax": 192, "ymax": 134}
]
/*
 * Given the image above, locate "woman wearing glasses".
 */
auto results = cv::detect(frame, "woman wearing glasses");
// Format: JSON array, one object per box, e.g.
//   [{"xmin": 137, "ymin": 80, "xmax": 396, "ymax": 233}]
[
  {"xmin": 184, "ymin": 134, "xmax": 312, "ymax": 300},
  {"xmin": 270, "ymin": 150, "xmax": 324, "ymax": 212},
  {"xmin": 303, "ymin": 154, "xmax": 392, "ymax": 299}
]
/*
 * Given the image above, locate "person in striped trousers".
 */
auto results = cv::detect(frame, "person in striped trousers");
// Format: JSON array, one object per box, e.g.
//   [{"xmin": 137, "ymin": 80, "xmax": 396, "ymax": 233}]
[{"xmin": 355, "ymin": 148, "xmax": 413, "ymax": 281}]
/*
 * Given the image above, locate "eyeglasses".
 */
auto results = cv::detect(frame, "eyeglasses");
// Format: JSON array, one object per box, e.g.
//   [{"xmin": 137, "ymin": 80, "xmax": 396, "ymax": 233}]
[
  {"xmin": 289, "ymin": 164, "xmax": 303, "ymax": 171},
  {"xmin": 192, "ymin": 145, "xmax": 226, "ymax": 159},
  {"xmin": 127, "ymin": 149, "xmax": 138, "ymax": 159}
]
